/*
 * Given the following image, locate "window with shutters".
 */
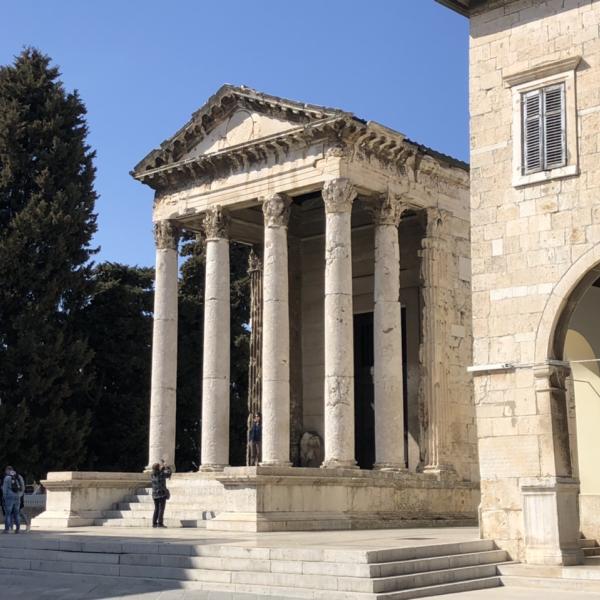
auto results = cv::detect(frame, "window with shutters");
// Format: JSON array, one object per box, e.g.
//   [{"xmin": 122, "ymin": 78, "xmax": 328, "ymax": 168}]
[
  {"xmin": 522, "ymin": 84, "xmax": 566, "ymax": 175},
  {"xmin": 506, "ymin": 59, "xmax": 579, "ymax": 187}
]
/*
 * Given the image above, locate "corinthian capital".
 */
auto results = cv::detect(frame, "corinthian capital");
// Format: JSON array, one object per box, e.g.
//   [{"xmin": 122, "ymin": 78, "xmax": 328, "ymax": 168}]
[
  {"xmin": 322, "ymin": 178, "xmax": 356, "ymax": 214},
  {"xmin": 262, "ymin": 193, "xmax": 292, "ymax": 227},
  {"xmin": 202, "ymin": 206, "xmax": 230, "ymax": 240},
  {"xmin": 367, "ymin": 194, "xmax": 406, "ymax": 227},
  {"xmin": 153, "ymin": 220, "xmax": 180, "ymax": 250}
]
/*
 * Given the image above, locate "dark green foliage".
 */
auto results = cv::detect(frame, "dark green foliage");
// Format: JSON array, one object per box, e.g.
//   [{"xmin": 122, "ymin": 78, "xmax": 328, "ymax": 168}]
[
  {"xmin": 82, "ymin": 263, "xmax": 153, "ymax": 472},
  {"xmin": 176, "ymin": 234, "xmax": 250, "ymax": 471},
  {"xmin": 0, "ymin": 49, "xmax": 98, "ymax": 478}
]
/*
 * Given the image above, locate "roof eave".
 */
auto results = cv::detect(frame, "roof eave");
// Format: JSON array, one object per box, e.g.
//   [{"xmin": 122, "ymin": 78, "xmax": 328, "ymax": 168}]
[{"xmin": 435, "ymin": 0, "xmax": 470, "ymax": 17}]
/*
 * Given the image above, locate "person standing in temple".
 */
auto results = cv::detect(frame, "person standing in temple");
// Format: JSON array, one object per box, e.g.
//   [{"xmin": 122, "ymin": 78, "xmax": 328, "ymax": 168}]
[
  {"xmin": 248, "ymin": 413, "xmax": 262, "ymax": 466},
  {"xmin": 150, "ymin": 461, "xmax": 171, "ymax": 528}
]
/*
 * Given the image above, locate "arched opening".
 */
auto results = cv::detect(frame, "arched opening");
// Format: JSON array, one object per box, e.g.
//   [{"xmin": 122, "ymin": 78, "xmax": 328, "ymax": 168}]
[
  {"xmin": 563, "ymin": 281, "xmax": 600, "ymax": 542},
  {"xmin": 533, "ymin": 247, "xmax": 600, "ymax": 555}
]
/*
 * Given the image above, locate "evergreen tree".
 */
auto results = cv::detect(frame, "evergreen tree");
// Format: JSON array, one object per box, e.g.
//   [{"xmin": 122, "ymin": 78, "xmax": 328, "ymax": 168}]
[
  {"xmin": 82, "ymin": 263, "xmax": 153, "ymax": 472},
  {"xmin": 176, "ymin": 234, "xmax": 250, "ymax": 470},
  {"xmin": 0, "ymin": 49, "xmax": 98, "ymax": 477}
]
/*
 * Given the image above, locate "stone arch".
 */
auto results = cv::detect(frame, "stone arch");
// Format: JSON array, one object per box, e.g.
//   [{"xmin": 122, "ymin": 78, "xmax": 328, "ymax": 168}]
[{"xmin": 535, "ymin": 243, "xmax": 600, "ymax": 364}]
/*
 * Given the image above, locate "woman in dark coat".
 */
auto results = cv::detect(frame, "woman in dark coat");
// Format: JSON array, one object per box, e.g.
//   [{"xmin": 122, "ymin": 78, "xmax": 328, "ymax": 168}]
[{"xmin": 150, "ymin": 462, "xmax": 172, "ymax": 528}]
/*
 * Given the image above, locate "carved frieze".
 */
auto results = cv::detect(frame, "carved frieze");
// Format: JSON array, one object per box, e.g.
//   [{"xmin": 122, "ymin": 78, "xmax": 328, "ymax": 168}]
[
  {"xmin": 202, "ymin": 206, "xmax": 230, "ymax": 239},
  {"xmin": 262, "ymin": 193, "xmax": 292, "ymax": 227},
  {"xmin": 153, "ymin": 220, "xmax": 180, "ymax": 250},
  {"xmin": 322, "ymin": 178, "xmax": 357, "ymax": 214}
]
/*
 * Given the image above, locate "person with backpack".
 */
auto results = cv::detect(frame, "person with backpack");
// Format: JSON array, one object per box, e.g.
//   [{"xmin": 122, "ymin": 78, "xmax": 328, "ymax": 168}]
[
  {"xmin": 150, "ymin": 461, "xmax": 171, "ymax": 528},
  {"xmin": 2, "ymin": 466, "xmax": 24, "ymax": 534}
]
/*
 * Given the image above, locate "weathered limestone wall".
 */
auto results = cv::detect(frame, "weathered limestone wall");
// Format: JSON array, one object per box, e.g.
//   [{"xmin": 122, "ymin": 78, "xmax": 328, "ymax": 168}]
[{"xmin": 469, "ymin": 0, "xmax": 600, "ymax": 559}]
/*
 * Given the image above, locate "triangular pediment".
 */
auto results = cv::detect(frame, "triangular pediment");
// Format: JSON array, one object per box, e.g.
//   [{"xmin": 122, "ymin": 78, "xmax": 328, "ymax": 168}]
[
  {"xmin": 133, "ymin": 85, "xmax": 348, "ymax": 176},
  {"xmin": 180, "ymin": 108, "xmax": 304, "ymax": 160}
]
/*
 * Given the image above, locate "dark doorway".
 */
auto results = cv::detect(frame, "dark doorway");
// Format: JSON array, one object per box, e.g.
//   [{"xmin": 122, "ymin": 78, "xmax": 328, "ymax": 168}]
[
  {"xmin": 354, "ymin": 312, "xmax": 375, "ymax": 469},
  {"xmin": 354, "ymin": 310, "xmax": 409, "ymax": 470}
]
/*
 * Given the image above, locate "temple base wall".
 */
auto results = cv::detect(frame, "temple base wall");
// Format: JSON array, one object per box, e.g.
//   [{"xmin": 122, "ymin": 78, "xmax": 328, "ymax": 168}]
[{"xmin": 34, "ymin": 468, "xmax": 479, "ymax": 533}]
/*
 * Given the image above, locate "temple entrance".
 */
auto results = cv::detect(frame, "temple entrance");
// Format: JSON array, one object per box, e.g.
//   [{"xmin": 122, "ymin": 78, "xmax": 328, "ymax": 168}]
[
  {"xmin": 354, "ymin": 309, "xmax": 409, "ymax": 469},
  {"xmin": 354, "ymin": 312, "xmax": 375, "ymax": 469}
]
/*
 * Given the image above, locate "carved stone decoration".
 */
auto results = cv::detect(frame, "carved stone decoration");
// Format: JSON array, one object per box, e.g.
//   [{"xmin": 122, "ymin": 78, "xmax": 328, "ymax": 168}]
[
  {"xmin": 322, "ymin": 178, "xmax": 356, "ymax": 214},
  {"xmin": 153, "ymin": 220, "xmax": 180, "ymax": 250},
  {"xmin": 262, "ymin": 193, "xmax": 292, "ymax": 228},
  {"xmin": 366, "ymin": 194, "xmax": 406, "ymax": 227},
  {"xmin": 246, "ymin": 248, "xmax": 263, "ymax": 466},
  {"xmin": 300, "ymin": 431, "xmax": 324, "ymax": 468},
  {"xmin": 325, "ymin": 144, "xmax": 349, "ymax": 159},
  {"xmin": 202, "ymin": 206, "xmax": 230, "ymax": 239}
]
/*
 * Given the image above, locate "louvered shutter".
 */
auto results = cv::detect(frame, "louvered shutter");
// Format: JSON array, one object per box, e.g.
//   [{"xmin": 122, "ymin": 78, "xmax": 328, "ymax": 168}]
[
  {"xmin": 543, "ymin": 85, "xmax": 566, "ymax": 169},
  {"xmin": 523, "ymin": 90, "xmax": 542, "ymax": 173}
]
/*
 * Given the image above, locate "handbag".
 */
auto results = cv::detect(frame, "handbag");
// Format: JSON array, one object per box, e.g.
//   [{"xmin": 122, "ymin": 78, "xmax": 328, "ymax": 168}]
[{"xmin": 165, "ymin": 489, "xmax": 171, "ymax": 500}]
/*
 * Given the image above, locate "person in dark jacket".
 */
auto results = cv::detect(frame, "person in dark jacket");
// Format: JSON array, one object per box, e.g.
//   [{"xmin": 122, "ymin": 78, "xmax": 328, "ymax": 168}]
[
  {"xmin": 248, "ymin": 413, "xmax": 262, "ymax": 466},
  {"xmin": 150, "ymin": 461, "xmax": 171, "ymax": 528}
]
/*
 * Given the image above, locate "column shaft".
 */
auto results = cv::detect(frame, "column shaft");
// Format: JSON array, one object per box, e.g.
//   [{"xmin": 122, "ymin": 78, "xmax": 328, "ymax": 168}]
[
  {"xmin": 246, "ymin": 249, "xmax": 263, "ymax": 465},
  {"xmin": 371, "ymin": 197, "xmax": 406, "ymax": 470},
  {"xmin": 200, "ymin": 207, "xmax": 230, "ymax": 470},
  {"xmin": 322, "ymin": 178, "xmax": 357, "ymax": 469},
  {"xmin": 261, "ymin": 194, "xmax": 292, "ymax": 466},
  {"xmin": 148, "ymin": 220, "xmax": 179, "ymax": 469},
  {"xmin": 420, "ymin": 208, "xmax": 452, "ymax": 473}
]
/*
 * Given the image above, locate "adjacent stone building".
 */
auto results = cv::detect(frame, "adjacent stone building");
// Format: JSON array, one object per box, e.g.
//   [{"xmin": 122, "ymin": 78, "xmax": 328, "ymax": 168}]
[{"xmin": 440, "ymin": 0, "xmax": 600, "ymax": 565}]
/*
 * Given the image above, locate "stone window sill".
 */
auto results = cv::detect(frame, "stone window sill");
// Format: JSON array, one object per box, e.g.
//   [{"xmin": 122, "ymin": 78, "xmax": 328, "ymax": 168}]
[{"xmin": 512, "ymin": 164, "xmax": 579, "ymax": 188}]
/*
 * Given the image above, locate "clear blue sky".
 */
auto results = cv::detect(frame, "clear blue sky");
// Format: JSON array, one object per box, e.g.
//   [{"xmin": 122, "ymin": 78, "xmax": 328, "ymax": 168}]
[{"xmin": 0, "ymin": 0, "xmax": 468, "ymax": 268}]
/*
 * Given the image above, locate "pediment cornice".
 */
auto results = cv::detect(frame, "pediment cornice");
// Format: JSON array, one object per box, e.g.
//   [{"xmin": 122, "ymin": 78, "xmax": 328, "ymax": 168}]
[{"xmin": 132, "ymin": 85, "xmax": 468, "ymax": 193}]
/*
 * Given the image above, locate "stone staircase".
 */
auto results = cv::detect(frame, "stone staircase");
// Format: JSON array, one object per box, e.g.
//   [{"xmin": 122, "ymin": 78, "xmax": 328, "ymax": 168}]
[
  {"xmin": 498, "ymin": 537, "xmax": 600, "ymax": 594},
  {"xmin": 94, "ymin": 487, "xmax": 217, "ymax": 528},
  {"xmin": 0, "ymin": 536, "xmax": 511, "ymax": 599}
]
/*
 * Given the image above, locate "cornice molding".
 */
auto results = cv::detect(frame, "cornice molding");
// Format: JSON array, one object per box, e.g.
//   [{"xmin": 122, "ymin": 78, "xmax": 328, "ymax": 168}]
[{"xmin": 504, "ymin": 55, "xmax": 581, "ymax": 88}]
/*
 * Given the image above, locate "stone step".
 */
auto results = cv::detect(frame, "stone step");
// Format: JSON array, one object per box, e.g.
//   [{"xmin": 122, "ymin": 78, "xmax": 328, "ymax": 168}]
[
  {"xmin": 584, "ymin": 547, "xmax": 600, "ymax": 557},
  {"xmin": 375, "ymin": 549, "xmax": 508, "ymax": 578},
  {"xmin": 93, "ymin": 517, "xmax": 208, "ymax": 528},
  {"xmin": 377, "ymin": 576, "xmax": 502, "ymax": 599},
  {"xmin": 578, "ymin": 538, "xmax": 598, "ymax": 549},
  {"xmin": 0, "ymin": 553, "xmax": 506, "ymax": 595},
  {"xmin": 104, "ymin": 509, "xmax": 216, "ymax": 519}
]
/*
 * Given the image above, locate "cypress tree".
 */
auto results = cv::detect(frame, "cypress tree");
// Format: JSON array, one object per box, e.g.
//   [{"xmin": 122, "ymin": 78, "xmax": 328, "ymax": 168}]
[{"xmin": 0, "ymin": 49, "xmax": 98, "ymax": 477}]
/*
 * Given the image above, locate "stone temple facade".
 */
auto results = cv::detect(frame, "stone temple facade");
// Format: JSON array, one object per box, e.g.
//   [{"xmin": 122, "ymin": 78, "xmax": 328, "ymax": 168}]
[
  {"xmin": 128, "ymin": 86, "xmax": 476, "ymax": 529},
  {"xmin": 441, "ymin": 0, "xmax": 600, "ymax": 567}
]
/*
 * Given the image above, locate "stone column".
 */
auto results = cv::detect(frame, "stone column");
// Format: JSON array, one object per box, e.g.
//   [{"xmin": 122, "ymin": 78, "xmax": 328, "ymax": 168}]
[
  {"xmin": 419, "ymin": 208, "xmax": 454, "ymax": 474},
  {"xmin": 322, "ymin": 178, "xmax": 357, "ymax": 469},
  {"xmin": 520, "ymin": 362, "xmax": 582, "ymax": 566},
  {"xmin": 369, "ymin": 195, "xmax": 407, "ymax": 471},
  {"xmin": 200, "ymin": 206, "xmax": 231, "ymax": 471},
  {"xmin": 246, "ymin": 249, "xmax": 263, "ymax": 465},
  {"xmin": 261, "ymin": 193, "xmax": 292, "ymax": 466},
  {"xmin": 148, "ymin": 220, "xmax": 180, "ymax": 470}
]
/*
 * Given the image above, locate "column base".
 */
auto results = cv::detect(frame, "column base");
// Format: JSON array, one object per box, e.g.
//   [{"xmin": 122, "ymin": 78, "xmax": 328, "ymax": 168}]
[
  {"xmin": 321, "ymin": 459, "xmax": 358, "ymax": 469},
  {"xmin": 259, "ymin": 461, "xmax": 293, "ymax": 468},
  {"xmin": 423, "ymin": 464, "xmax": 456, "ymax": 479},
  {"xmin": 373, "ymin": 463, "xmax": 408, "ymax": 472},
  {"xmin": 199, "ymin": 464, "xmax": 229, "ymax": 472}
]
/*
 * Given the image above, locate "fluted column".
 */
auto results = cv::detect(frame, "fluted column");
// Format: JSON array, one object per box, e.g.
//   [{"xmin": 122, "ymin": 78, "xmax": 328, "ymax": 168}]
[
  {"xmin": 322, "ymin": 178, "xmax": 357, "ymax": 469},
  {"xmin": 420, "ymin": 208, "xmax": 453, "ymax": 473},
  {"xmin": 246, "ymin": 249, "xmax": 263, "ymax": 465},
  {"xmin": 200, "ymin": 206, "xmax": 231, "ymax": 471},
  {"xmin": 261, "ymin": 193, "xmax": 292, "ymax": 466},
  {"xmin": 147, "ymin": 220, "xmax": 180, "ymax": 470},
  {"xmin": 369, "ymin": 195, "xmax": 407, "ymax": 471}
]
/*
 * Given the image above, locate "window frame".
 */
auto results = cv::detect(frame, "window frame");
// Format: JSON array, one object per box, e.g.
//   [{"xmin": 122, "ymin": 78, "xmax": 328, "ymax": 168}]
[
  {"xmin": 507, "ymin": 60, "xmax": 579, "ymax": 188},
  {"xmin": 521, "ymin": 83, "xmax": 567, "ymax": 176}
]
